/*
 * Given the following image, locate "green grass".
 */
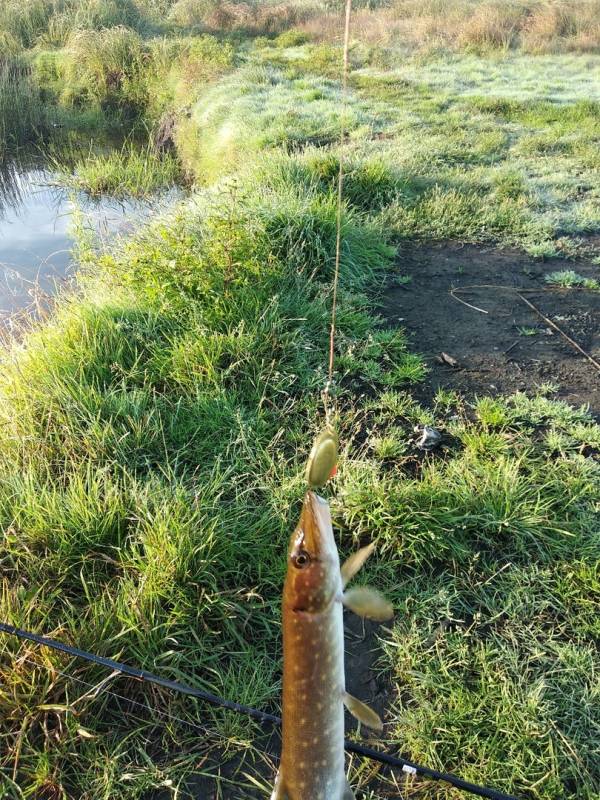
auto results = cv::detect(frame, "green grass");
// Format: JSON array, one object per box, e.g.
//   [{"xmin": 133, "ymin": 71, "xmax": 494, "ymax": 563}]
[
  {"xmin": 0, "ymin": 59, "xmax": 46, "ymax": 156},
  {"xmin": 1, "ymin": 8, "xmax": 600, "ymax": 800},
  {"xmin": 177, "ymin": 64, "xmax": 378, "ymax": 181},
  {"xmin": 0, "ymin": 152, "xmax": 418, "ymax": 797},
  {"xmin": 2, "ymin": 20, "xmax": 237, "ymax": 160},
  {"xmin": 545, "ymin": 269, "xmax": 600, "ymax": 290},
  {"xmin": 245, "ymin": 41, "xmax": 600, "ymax": 255},
  {"xmin": 385, "ymin": 559, "xmax": 599, "ymax": 796},
  {"xmin": 0, "ymin": 0, "xmax": 160, "ymax": 49},
  {"xmin": 54, "ymin": 141, "xmax": 184, "ymax": 197}
]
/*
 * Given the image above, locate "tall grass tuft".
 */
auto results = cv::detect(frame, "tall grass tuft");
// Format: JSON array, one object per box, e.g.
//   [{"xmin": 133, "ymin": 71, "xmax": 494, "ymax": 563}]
[
  {"xmin": 54, "ymin": 140, "xmax": 184, "ymax": 197},
  {"xmin": 0, "ymin": 0, "xmax": 56, "ymax": 48},
  {"xmin": 179, "ymin": 64, "xmax": 372, "ymax": 181},
  {"xmin": 0, "ymin": 0, "xmax": 155, "ymax": 48},
  {"xmin": 60, "ymin": 26, "xmax": 147, "ymax": 115},
  {"xmin": 299, "ymin": 0, "xmax": 600, "ymax": 53},
  {"xmin": 0, "ymin": 58, "xmax": 45, "ymax": 155},
  {"xmin": 169, "ymin": 0, "xmax": 314, "ymax": 35}
]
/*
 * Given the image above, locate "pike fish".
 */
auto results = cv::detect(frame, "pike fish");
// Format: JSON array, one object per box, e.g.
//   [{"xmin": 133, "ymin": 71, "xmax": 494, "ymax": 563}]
[{"xmin": 271, "ymin": 489, "xmax": 393, "ymax": 800}]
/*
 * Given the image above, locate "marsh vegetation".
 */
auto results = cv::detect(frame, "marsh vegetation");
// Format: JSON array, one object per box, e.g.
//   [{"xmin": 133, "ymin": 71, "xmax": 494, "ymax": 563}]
[{"xmin": 0, "ymin": 2, "xmax": 598, "ymax": 799}]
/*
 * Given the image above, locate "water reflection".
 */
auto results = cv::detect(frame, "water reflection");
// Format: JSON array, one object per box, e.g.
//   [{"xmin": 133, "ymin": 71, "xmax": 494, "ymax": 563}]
[
  {"xmin": 0, "ymin": 152, "xmax": 182, "ymax": 322},
  {"xmin": 0, "ymin": 158, "xmax": 27, "ymax": 219}
]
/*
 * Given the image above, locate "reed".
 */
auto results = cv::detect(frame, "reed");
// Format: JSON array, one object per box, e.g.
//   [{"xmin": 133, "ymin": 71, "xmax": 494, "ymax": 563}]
[{"xmin": 0, "ymin": 59, "xmax": 45, "ymax": 156}]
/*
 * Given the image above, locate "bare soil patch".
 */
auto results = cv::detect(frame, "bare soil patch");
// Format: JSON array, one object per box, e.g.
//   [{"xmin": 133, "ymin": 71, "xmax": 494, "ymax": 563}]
[{"xmin": 382, "ymin": 243, "xmax": 600, "ymax": 415}]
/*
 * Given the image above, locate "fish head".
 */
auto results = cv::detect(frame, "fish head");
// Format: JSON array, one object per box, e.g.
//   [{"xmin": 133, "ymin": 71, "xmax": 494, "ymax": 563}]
[{"xmin": 284, "ymin": 491, "xmax": 340, "ymax": 613}]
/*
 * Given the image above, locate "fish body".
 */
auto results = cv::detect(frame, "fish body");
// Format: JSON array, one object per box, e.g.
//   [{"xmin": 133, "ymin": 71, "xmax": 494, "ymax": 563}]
[
  {"xmin": 279, "ymin": 491, "xmax": 347, "ymax": 799},
  {"xmin": 272, "ymin": 490, "xmax": 392, "ymax": 800}
]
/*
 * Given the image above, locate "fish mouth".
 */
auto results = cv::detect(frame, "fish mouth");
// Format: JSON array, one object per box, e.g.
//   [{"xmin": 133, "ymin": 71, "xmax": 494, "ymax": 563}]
[{"xmin": 297, "ymin": 491, "xmax": 332, "ymax": 555}]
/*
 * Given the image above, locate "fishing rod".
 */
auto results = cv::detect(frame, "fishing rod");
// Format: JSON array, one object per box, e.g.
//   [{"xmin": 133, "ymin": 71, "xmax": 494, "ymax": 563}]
[{"xmin": 0, "ymin": 621, "xmax": 520, "ymax": 800}]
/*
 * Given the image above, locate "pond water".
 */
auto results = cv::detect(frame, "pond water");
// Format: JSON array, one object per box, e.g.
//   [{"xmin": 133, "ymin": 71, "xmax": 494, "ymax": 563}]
[{"xmin": 0, "ymin": 153, "xmax": 182, "ymax": 324}]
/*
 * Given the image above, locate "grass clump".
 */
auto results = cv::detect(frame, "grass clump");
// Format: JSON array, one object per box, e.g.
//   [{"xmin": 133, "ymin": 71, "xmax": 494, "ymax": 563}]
[
  {"xmin": 274, "ymin": 27, "xmax": 311, "ymax": 47},
  {"xmin": 56, "ymin": 141, "xmax": 183, "ymax": 197},
  {"xmin": 545, "ymin": 269, "xmax": 599, "ymax": 289},
  {"xmin": 0, "ymin": 0, "xmax": 159, "ymax": 49},
  {"xmin": 339, "ymin": 387, "xmax": 600, "ymax": 797},
  {"xmin": 299, "ymin": 0, "xmax": 600, "ymax": 55},
  {"xmin": 0, "ymin": 0, "xmax": 56, "ymax": 48},
  {"xmin": 386, "ymin": 561, "xmax": 599, "ymax": 798},
  {"xmin": 144, "ymin": 33, "xmax": 236, "ymax": 121},
  {"xmin": 297, "ymin": 150, "xmax": 409, "ymax": 212},
  {"xmin": 27, "ymin": 27, "xmax": 235, "ymax": 134},
  {"xmin": 179, "ymin": 64, "xmax": 375, "ymax": 181},
  {"xmin": 169, "ymin": 0, "xmax": 314, "ymax": 36},
  {"xmin": 0, "ymin": 58, "xmax": 46, "ymax": 154},
  {"xmin": 60, "ymin": 26, "xmax": 147, "ymax": 116}
]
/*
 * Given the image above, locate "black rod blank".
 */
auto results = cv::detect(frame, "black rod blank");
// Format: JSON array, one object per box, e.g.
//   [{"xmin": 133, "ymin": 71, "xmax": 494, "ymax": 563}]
[{"xmin": 0, "ymin": 622, "xmax": 520, "ymax": 800}]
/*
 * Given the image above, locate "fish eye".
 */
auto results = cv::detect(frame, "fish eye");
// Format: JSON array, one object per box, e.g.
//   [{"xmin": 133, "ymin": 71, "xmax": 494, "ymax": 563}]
[{"xmin": 293, "ymin": 550, "xmax": 311, "ymax": 569}]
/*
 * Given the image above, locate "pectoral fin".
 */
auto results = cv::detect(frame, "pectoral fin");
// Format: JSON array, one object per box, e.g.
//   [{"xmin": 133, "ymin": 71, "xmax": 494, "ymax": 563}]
[
  {"xmin": 343, "ymin": 691, "xmax": 383, "ymax": 731},
  {"xmin": 341, "ymin": 542, "xmax": 375, "ymax": 588},
  {"xmin": 342, "ymin": 586, "xmax": 393, "ymax": 621},
  {"xmin": 270, "ymin": 772, "xmax": 288, "ymax": 800},
  {"xmin": 343, "ymin": 779, "xmax": 356, "ymax": 799}
]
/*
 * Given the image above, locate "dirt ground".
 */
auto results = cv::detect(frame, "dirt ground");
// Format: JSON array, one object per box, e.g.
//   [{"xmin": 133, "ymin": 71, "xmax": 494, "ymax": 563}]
[{"xmin": 382, "ymin": 242, "xmax": 600, "ymax": 416}]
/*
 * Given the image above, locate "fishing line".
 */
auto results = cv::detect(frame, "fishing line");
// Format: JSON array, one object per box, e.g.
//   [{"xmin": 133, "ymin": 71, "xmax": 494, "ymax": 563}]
[
  {"xmin": 1, "ymin": 622, "xmax": 520, "ymax": 800},
  {"xmin": 324, "ymin": 0, "xmax": 353, "ymax": 422}
]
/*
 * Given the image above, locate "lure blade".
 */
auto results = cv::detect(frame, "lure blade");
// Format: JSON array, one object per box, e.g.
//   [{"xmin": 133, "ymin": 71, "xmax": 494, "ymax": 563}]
[{"xmin": 305, "ymin": 426, "xmax": 339, "ymax": 488}]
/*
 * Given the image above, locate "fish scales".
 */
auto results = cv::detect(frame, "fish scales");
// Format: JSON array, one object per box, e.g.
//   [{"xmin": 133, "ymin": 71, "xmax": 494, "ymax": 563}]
[
  {"xmin": 278, "ymin": 491, "xmax": 349, "ymax": 800},
  {"xmin": 273, "ymin": 485, "xmax": 391, "ymax": 800},
  {"xmin": 281, "ymin": 593, "xmax": 345, "ymax": 797}
]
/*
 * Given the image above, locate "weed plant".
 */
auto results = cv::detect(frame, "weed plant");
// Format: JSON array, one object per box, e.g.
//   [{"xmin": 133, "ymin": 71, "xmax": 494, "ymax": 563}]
[{"xmin": 545, "ymin": 269, "xmax": 600, "ymax": 289}]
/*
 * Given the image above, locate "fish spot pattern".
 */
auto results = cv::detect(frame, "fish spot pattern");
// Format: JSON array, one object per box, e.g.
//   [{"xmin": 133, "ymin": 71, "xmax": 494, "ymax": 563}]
[
  {"xmin": 281, "ymin": 493, "xmax": 347, "ymax": 800},
  {"xmin": 281, "ymin": 598, "xmax": 346, "ymax": 798}
]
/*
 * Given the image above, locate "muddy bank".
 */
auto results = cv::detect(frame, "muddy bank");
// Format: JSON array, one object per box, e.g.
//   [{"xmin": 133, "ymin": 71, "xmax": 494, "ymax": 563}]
[{"xmin": 383, "ymin": 243, "xmax": 600, "ymax": 415}]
